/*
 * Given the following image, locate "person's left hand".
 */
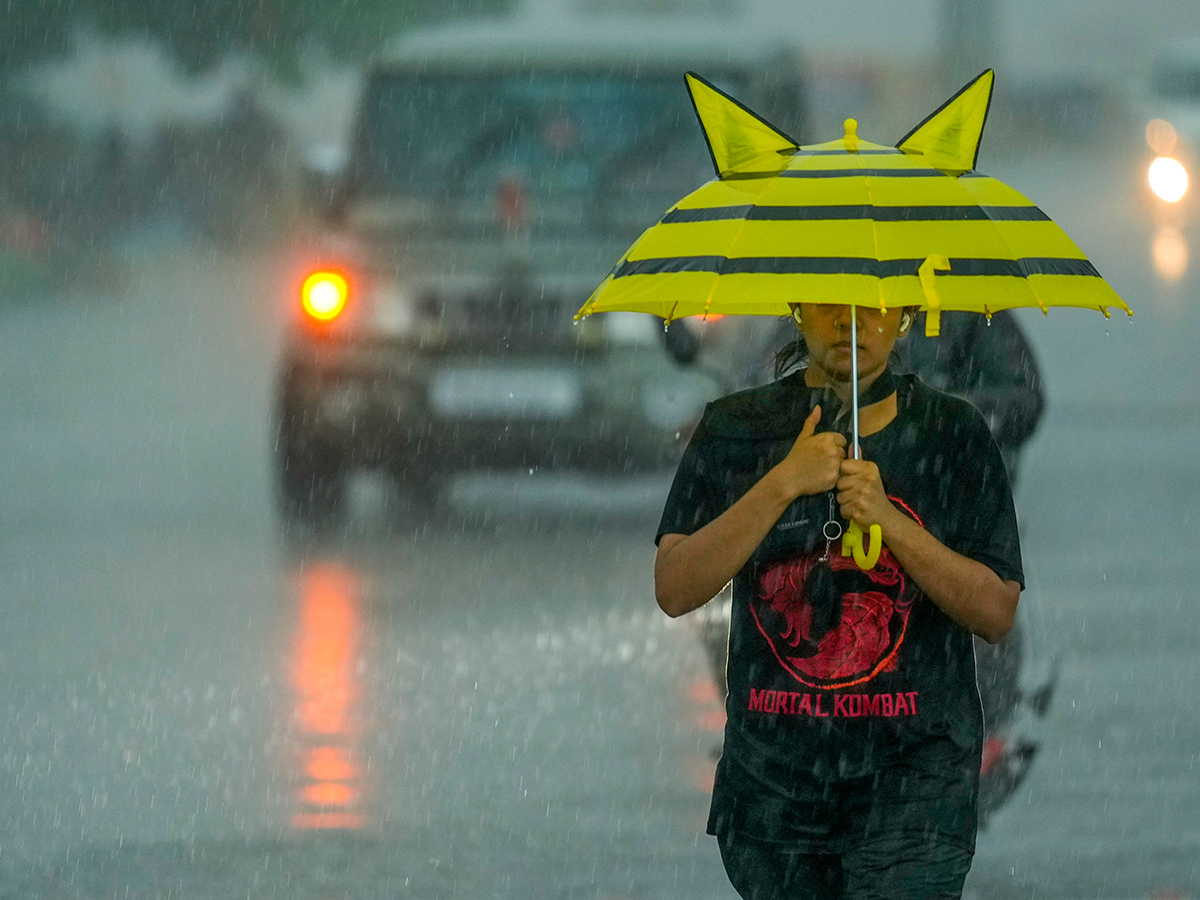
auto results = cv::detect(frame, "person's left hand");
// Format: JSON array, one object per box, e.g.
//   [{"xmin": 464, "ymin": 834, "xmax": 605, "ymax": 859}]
[{"xmin": 836, "ymin": 459, "xmax": 898, "ymax": 528}]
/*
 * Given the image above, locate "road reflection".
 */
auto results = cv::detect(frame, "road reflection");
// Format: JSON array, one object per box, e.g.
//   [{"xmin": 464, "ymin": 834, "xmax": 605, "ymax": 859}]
[
  {"xmin": 685, "ymin": 675, "xmax": 725, "ymax": 795},
  {"xmin": 290, "ymin": 561, "xmax": 369, "ymax": 831},
  {"xmin": 1152, "ymin": 225, "xmax": 1189, "ymax": 282}
]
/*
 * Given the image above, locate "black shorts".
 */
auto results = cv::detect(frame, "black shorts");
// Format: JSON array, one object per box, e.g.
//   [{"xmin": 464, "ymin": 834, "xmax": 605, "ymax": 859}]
[{"xmin": 714, "ymin": 758, "xmax": 978, "ymax": 900}]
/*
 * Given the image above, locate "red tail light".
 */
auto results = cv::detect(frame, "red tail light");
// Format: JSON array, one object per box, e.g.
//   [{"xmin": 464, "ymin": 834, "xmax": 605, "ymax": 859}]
[
  {"xmin": 980, "ymin": 735, "xmax": 1006, "ymax": 775},
  {"xmin": 302, "ymin": 271, "xmax": 349, "ymax": 322}
]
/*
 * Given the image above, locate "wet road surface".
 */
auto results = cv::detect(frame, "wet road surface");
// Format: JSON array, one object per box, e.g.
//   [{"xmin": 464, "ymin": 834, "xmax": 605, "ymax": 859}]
[{"xmin": 1, "ymin": 143, "xmax": 1198, "ymax": 898}]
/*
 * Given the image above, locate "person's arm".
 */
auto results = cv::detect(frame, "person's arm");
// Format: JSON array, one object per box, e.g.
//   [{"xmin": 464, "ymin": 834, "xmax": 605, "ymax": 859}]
[
  {"xmin": 655, "ymin": 405, "xmax": 845, "ymax": 618},
  {"xmin": 837, "ymin": 458, "xmax": 1019, "ymax": 644}
]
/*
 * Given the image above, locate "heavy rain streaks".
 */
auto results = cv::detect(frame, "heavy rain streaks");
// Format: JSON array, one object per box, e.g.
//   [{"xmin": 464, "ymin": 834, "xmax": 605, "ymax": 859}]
[{"xmin": 1, "ymin": 2, "xmax": 1200, "ymax": 899}]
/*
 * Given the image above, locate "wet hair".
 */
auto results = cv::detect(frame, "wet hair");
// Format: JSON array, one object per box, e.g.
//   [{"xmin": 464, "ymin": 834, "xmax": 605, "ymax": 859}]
[
  {"xmin": 773, "ymin": 324, "xmax": 808, "ymax": 378},
  {"xmin": 773, "ymin": 307, "xmax": 919, "ymax": 380}
]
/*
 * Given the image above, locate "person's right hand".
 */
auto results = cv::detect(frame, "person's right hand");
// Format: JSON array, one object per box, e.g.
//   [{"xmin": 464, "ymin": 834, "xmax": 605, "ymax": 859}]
[{"xmin": 769, "ymin": 405, "xmax": 847, "ymax": 500}]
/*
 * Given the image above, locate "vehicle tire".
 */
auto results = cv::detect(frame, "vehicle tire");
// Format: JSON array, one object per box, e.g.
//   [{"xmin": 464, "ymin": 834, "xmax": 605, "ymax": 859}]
[{"xmin": 274, "ymin": 420, "xmax": 345, "ymax": 527}]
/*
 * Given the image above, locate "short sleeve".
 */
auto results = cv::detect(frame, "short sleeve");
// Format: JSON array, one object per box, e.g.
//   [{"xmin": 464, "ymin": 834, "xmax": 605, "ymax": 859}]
[
  {"xmin": 945, "ymin": 418, "xmax": 1025, "ymax": 588},
  {"xmin": 655, "ymin": 408, "xmax": 724, "ymax": 545}
]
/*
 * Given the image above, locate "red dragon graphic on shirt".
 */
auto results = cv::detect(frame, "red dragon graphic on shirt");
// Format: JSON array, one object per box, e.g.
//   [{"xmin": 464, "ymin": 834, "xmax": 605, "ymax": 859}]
[{"xmin": 751, "ymin": 498, "xmax": 924, "ymax": 690}]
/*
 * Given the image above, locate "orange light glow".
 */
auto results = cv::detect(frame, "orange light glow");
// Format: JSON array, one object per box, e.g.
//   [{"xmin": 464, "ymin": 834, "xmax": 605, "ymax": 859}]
[
  {"xmin": 290, "ymin": 562, "xmax": 368, "ymax": 831},
  {"xmin": 301, "ymin": 781, "xmax": 358, "ymax": 808},
  {"xmin": 1146, "ymin": 119, "xmax": 1178, "ymax": 156},
  {"xmin": 688, "ymin": 680, "xmax": 720, "ymax": 703},
  {"xmin": 1152, "ymin": 226, "xmax": 1189, "ymax": 282},
  {"xmin": 294, "ymin": 567, "xmax": 358, "ymax": 735},
  {"xmin": 302, "ymin": 271, "xmax": 349, "ymax": 321},
  {"xmin": 306, "ymin": 745, "xmax": 357, "ymax": 782},
  {"xmin": 683, "ymin": 678, "xmax": 725, "ymax": 793}
]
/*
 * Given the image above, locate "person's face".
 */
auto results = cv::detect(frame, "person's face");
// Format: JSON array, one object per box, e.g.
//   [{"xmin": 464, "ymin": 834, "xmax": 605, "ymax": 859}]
[{"xmin": 794, "ymin": 303, "xmax": 911, "ymax": 385}]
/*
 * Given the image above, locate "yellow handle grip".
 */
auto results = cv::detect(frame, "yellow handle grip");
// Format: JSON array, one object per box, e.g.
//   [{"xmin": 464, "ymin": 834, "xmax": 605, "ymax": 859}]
[{"xmin": 841, "ymin": 520, "xmax": 882, "ymax": 570}]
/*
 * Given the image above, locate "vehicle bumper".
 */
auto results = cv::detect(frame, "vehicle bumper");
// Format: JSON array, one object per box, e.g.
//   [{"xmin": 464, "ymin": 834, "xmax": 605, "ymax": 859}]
[{"xmin": 276, "ymin": 336, "xmax": 720, "ymax": 474}]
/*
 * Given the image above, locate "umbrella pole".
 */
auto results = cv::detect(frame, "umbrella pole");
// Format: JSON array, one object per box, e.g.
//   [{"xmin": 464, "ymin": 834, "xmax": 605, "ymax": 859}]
[
  {"xmin": 842, "ymin": 304, "xmax": 881, "ymax": 570},
  {"xmin": 850, "ymin": 305, "xmax": 860, "ymax": 460}
]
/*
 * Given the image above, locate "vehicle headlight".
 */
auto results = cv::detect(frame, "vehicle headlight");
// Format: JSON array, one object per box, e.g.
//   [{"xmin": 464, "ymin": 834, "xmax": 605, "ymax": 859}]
[
  {"xmin": 1149, "ymin": 156, "xmax": 1189, "ymax": 203},
  {"xmin": 640, "ymin": 371, "xmax": 720, "ymax": 431},
  {"xmin": 302, "ymin": 271, "xmax": 349, "ymax": 322},
  {"xmin": 371, "ymin": 280, "xmax": 417, "ymax": 335}
]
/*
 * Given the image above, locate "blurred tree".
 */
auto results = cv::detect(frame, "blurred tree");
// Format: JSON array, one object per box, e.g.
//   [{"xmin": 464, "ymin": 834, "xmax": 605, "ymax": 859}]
[{"xmin": 0, "ymin": 0, "xmax": 514, "ymax": 80}]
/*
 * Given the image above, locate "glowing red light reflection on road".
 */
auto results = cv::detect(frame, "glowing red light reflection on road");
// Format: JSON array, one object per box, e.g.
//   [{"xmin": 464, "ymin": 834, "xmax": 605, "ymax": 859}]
[{"xmin": 290, "ymin": 562, "xmax": 368, "ymax": 831}]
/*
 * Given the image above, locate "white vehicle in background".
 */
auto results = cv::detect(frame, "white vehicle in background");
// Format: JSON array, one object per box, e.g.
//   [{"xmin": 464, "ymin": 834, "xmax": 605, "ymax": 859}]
[
  {"xmin": 1135, "ymin": 39, "xmax": 1200, "ymax": 281},
  {"xmin": 1141, "ymin": 41, "xmax": 1200, "ymax": 222}
]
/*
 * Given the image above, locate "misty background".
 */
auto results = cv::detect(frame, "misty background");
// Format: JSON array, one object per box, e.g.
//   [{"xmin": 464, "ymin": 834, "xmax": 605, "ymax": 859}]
[{"xmin": 1, "ymin": 1, "xmax": 1197, "ymax": 899}]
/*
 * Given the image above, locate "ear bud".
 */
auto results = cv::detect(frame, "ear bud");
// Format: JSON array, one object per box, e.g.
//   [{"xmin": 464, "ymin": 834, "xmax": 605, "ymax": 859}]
[
  {"xmin": 899, "ymin": 313, "xmax": 913, "ymax": 333},
  {"xmin": 792, "ymin": 308, "xmax": 803, "ymax": 328}
]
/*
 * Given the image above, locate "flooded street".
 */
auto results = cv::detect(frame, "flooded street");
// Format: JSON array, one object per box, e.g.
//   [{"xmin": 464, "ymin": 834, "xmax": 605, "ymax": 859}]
[{"xmin": 0, "ymin": 143, "xmax": 1197, "ymax": 898}]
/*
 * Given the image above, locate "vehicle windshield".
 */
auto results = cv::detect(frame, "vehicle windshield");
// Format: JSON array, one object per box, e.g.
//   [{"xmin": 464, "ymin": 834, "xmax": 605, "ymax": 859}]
[{"xmin": 353, "ymin": 70, "xmax": 734, "ymax": 201}]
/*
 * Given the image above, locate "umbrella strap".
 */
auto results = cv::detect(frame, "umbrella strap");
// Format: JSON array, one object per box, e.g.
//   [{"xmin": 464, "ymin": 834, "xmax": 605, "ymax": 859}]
[{"xmin": 918, "ymin": 255, "xmax": 951, "ymax": 336}]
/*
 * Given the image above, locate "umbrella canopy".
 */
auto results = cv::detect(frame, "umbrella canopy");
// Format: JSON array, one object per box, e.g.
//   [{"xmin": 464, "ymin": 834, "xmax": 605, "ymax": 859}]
[
  {"xmin": 576, "ymin": 70, "xmax": 1133, "ymax": 570},
  {"xmin": 576, "ymin": 70, "xmax": 1131, "ymax": 336}
]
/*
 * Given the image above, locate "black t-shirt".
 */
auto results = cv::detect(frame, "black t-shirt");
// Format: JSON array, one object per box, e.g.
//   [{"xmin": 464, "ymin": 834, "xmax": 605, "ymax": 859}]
[{"xmin": 656, "ymin": 370, "xmax": 1023, "ymax": 843}]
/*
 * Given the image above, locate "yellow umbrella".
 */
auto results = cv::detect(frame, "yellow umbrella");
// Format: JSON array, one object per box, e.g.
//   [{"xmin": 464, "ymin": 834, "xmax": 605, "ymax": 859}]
[{"xmin": 575, "ymin": 69, "xmax": 1132, "ymax": 568}]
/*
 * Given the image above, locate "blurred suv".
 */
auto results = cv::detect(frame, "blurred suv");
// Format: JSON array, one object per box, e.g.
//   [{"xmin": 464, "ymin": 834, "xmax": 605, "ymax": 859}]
[{"xmin": 274, "ymin": 16, "xmax": 806, "ymax": 520}]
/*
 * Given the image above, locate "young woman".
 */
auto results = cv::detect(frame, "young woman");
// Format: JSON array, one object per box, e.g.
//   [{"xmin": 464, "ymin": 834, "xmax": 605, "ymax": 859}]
[{"xmin": 655, "ymin": 302, "xmax": 1023, "ymax": 900}]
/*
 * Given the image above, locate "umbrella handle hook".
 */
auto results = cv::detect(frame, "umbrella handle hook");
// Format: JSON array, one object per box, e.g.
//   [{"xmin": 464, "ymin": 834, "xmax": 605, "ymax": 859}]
[{"xmin": 842, "ymin": 520, "xmax": 882, "ymax": 569}]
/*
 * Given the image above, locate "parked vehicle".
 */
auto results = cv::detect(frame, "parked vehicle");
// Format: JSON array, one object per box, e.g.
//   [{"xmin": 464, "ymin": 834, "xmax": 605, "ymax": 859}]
[{"xmin": 273, "ymin": 16, "xmax": 807, "ymax": 521}]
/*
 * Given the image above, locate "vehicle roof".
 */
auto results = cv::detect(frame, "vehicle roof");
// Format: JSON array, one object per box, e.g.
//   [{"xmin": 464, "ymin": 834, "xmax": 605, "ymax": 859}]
[{"xmin": 378, "ymin": 15, "xmax": 802, "ymax": 70}]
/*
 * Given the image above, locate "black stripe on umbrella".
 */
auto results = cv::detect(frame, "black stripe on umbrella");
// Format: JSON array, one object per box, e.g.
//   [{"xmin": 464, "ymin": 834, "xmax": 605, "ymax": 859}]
[
  {"xmin": 614, "ymin": 256, "xmax": 1102, "ymax": 278},
  {"xmin": 792, "ymin": 149, "xmax": 903, "ymax": 156},
  {"xmin": 661, "ymin": 205, "xmax": 1052, "ymax": 223},
  {"xmin": 778, "ymin": 168, "xmax": 949, "ymax": 178}
]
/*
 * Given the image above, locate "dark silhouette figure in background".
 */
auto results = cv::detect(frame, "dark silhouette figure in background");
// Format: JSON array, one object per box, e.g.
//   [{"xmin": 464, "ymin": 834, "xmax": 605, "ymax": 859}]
[{"xmin": 896, "ymin": 310, "xmax": 1044, "ymax": 486}]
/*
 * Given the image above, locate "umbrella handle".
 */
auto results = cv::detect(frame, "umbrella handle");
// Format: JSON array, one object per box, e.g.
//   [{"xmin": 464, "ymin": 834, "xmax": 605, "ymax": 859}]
[{"xmin": 842, "ymin": 520, "xmax": 882, "ymax": 570}]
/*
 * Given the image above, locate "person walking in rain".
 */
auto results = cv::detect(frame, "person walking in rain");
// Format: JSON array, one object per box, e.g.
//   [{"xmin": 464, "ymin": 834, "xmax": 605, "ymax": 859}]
[
  {"xmin": 726, "ymin": 303, "xmax": 1043, "ymax": 760},
  {"xmin": 654, "ymin": 301, "xmax": 1023, "ymax": 898},
  {"xmin": 577, "ymin": 69, "xmax": 1127, "ymax": 900}
]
